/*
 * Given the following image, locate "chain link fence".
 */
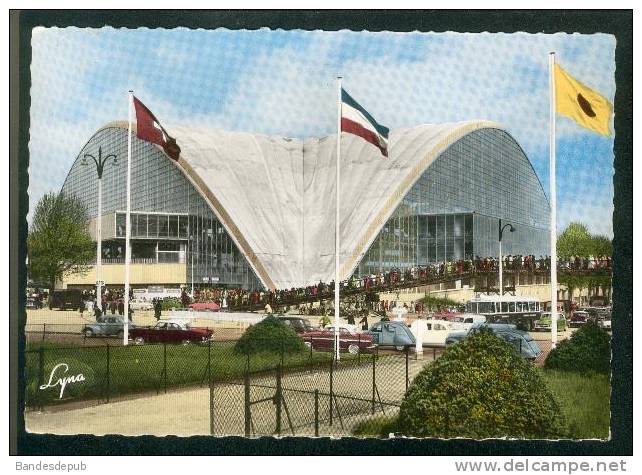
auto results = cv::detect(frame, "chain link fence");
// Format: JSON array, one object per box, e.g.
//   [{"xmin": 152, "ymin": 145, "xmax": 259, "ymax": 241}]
[{"xmin": 25, "ymin": 338, "xmax": 446, "ymax": 437}]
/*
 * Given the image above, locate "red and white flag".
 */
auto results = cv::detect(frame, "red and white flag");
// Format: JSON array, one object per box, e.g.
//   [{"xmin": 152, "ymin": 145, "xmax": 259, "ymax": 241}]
[
  {"xmin": 133, "ymin": 96, "xmax": 181, "ymax": 160},
  {"xmin": 341, "ymin": 88, "xmax": 389, "ymax": 157}
]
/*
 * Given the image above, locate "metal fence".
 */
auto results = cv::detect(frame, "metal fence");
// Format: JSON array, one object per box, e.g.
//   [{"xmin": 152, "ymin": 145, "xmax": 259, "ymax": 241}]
[{"xmin": 25, "ymin": 338, "xmax": 440, "ymax": 437}]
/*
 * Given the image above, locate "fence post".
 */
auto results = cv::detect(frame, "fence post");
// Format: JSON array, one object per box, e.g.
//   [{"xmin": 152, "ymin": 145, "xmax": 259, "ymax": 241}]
[
  {"xmin": 314, "ymin": 389, "xmax": 319, "ymax": 437},
  {"xmin": 244, "ymin": 371, "xmax": 251, "ymax": 437},
  {"xmin": 106, "ymin": 344, "xmax": 111, "ymax": 403},
  {"xmin": 163, "ymin": 343, "xmax": 167, "ymax": 394},
  {"xmin": 405, "ymin": 346, "xmax": 409, "ymax": 392},
  {"xmin": 208, "ymin": 339, "xmax": 214, "ymax": 436},
  {"xmin": 37, "ymin": 346, "xmax": 45, "ymax": 410},
  {"xmin": 275, "ymin": 364, "xmax": 282, "ymax": 436},
  {"xmin": 371, "ymin": 349, "xmax": 376, "ymax": 415},
  {"xmin": 42, "ymin": 323, "xmax": 46, "ymax": 343},
  {"xmin": 329, "ymin": 356, "xmax": 334, "ymax": 426}
]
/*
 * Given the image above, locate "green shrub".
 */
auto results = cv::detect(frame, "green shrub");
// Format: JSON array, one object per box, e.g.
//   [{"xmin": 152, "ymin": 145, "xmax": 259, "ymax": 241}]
[
  {"xmin": 234, "ymin": 315, "xmax": 306, "ymax": 355},
  {"xmin": 161, "ymin": 297, "xmax": 182, "ymax": 311},
  {"xmin": 544, "ymin": 323, "xmax": 611, "ymax": 374},
  {"xmin": 397, "ymin": 330, "xmax": 567, "ymax": 439}
]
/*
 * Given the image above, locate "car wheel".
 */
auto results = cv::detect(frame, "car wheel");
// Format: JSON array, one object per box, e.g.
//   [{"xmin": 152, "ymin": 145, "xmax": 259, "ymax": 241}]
[
  {"xmin": 395, "ymin": 345, "xmax": 405, "ymax": 351},
  {"xmin": 83, "ymin": 328, "xmax": 93, "ymax": 338},
  {"xmin": 303, "ymin": 341, "xmax": 313, "ymax": 350},
  {"xmin": 347, "ymin": 344, "xmax": 359, "ymax": 355},
  {"xmin": 117, "ymin": 330, "xmax": 124, "ymax": 339},
  {"xmin": 134, "ymin": 336, "xmax": 145, "ymax": 345},
  {"xmin": 181, "ymin": 339, "xmax": 191, "ymax": 346}
]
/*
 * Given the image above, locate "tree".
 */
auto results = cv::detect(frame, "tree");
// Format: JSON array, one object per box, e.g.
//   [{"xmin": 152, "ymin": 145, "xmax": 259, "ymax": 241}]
[
  {"xmin": 27, "ymin": 192, "xmax": 95, "ymax": 292},
  {"xmin": 557, "ymin": 222, "xmax": 592, "ymax": 259},
  {"xmin": 590, "ymin": 234, "xmax": 613, "ymax": 257},
  {"xmin": 557, "ymin": 222, "xmax": 613, "ymax": 259}
]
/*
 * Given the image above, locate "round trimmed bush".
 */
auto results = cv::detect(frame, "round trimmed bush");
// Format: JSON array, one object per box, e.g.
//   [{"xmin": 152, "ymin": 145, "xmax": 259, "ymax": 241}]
[
  {"xmin": 544, "ymin": 323, "xmax": 611, "ymax": 374},
  {"xmin": 397, "ymin": 330, "xmax": 566, "ymax": 439},
  {"xmin": 234, "ymin": 315, "xmax": 306, "ymax": 354}
]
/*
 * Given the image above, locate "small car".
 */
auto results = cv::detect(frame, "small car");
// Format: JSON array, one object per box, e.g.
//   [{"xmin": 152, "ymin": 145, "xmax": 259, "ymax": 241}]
[
  {"xmin": 82, "ymin": 316, "xmax": 133, "ymax": 338},
  {"xmin": 301, "ymin": 327, "xmax": 375, "ymax": 354},
  {"xmin": 569, "ymin": 311, "xmax": 590, "ymax": 327},
  {"xmin": 368, "ymin": 320, "xmax": 416, "ymax": 350},
  {"xmin": 189, "ymin": 301, "xmax": 221, "ymax": 312},
  {"xmin": 445, "ymin": 323, "xmax": 542, "ymax": 360},
  {"xmin": 410, "ymin": 318, "xmax": 455, "ymax": 346},
  {"xmin": 598, "ymin": 318, "xmax": 612, "ymax": 331},
  {"xmin": 278, "ymin": 316, "xmax": 317, "ymax": 334},
  {"xmin": 26, "ymin": 296, "xmax": 44, "ymax": 309},
  {"xmin": 534, "ymin": 312, "xmax": 567, "ymax": 332},
  {"xmin": 129, "ymin": 320, "xmax": 213, "ymax": 345},
  {"xmin": 324, "ymin": 323, "xmax": 359, "ymax": 333}
]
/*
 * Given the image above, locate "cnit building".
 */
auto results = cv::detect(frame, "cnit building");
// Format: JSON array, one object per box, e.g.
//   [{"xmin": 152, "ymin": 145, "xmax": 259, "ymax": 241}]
[{"xmin": 60, "ymin": 120, "xmax": 550, "ymax": 291}]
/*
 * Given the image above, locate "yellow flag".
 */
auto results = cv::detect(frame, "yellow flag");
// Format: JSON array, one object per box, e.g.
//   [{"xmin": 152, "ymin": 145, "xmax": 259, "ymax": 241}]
[{"xmin": 554, "ymin": 63, "xmax": 613, "ymax": 136}]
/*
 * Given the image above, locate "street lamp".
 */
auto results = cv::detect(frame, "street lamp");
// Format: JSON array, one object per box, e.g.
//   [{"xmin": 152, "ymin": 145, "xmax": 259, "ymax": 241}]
[
  {"xmin": 498, "ymin": 219, "xmax": 515, "ymax": 296},
  {"xmin": 81, "ymin": 147, "xmax": 118, "ymax": 309}
]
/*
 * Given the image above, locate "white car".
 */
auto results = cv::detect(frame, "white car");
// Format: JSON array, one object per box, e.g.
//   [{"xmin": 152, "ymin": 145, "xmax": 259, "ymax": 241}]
[
  {"xmin": 449, "ymin": 314, "xmax": 487, "ymax": 331},
  {"xmin": 410, "ymin": 319, "xmax": 456, "ymax": 346},
  {"xmin": 129, "ymin": 299, "xmax": 154, "ymax": 311},
  {"xmin": 598, "ymin": 318, "xmax": 612, "ymax": 330}
]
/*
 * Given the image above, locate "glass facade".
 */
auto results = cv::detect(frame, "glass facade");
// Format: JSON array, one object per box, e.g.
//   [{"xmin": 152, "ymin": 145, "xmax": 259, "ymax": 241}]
[
  {"xmin": 61, "ymin": 126, "xmax": 263, "ymax": 289},
  {"xmin": 356, "ymin": 128, "xmax": 550, "ymax": 276}
]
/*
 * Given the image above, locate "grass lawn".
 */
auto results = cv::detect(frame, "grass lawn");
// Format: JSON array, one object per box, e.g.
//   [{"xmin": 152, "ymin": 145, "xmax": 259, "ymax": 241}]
[
  {"xmin": 25, "ymin": 341, "xmax": 363, "ymax": 407},
  {"xmin": 540, "ymin": 369, "xmax": 611, "ymax": 439}
]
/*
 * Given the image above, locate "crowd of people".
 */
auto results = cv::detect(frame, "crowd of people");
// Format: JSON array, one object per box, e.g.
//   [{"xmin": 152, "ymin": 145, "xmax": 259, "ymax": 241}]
[
  {"xmin": 187, "ymin": 255, "xmax": 612, "ymax": 311},
  {"xmin": 29, "ymin": 254, "xmax": 612, "ymax": 320}
]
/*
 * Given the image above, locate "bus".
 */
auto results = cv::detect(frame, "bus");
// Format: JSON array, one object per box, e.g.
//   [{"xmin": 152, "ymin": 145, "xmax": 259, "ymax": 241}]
[{"xmin": 465, "ymin": 294, "xmax": 542, "ymax": 329}]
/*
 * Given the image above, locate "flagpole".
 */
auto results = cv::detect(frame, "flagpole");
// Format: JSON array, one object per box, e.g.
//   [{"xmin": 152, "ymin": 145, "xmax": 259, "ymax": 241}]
[
  {"xmin": 549, "ymin": 53, "xmax": 558, "ymax": 349},
  {"xmin": 123, "ymin": 90, "xmax": 133, "ymax": 346},
  {"xmin": 334, "ymin": 76, "xmax": 342, "ymax": 362}
]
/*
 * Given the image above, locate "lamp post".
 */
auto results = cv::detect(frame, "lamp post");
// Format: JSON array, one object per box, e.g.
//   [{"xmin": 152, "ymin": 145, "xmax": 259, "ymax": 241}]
[
  {"xmin": 498, "ymin": 219, "xmax": 515, "ymax": 296},
  {"xmin": 81, "ymin": 147, "xmax": 118, "ymax": 307}
]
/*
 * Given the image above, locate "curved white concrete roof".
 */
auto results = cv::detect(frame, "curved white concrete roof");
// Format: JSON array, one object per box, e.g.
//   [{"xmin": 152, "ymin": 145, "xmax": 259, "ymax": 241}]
[{"xmin": 104, "ymin": 120, "xmax": 507, "ymax": 289}]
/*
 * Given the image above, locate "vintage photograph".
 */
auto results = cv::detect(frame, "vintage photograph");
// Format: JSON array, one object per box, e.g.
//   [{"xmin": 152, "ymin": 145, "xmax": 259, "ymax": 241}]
[{"xmin": 20, "ymin": 22, "xmax": 619, "ymax": 441}]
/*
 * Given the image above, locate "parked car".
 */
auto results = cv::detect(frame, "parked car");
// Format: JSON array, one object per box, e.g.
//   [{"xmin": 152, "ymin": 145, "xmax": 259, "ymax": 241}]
[
  {"xmin": 49, "ymin": 289, "xmax": 83, "ymax": 311},
  {"xmin": 82, "ymin": 316, "xmax": 133, "ymax": 338},
  {"xmin": 449, "ymin": 313, "xmax": 487, "ymax": 331},
  {"xmin": 278, "ymin": 316, "xmax": 317, "ymax": 334},
  {"xmin": 409, "ymin": 318, "xmax": 456, "ymax": 346},
  {"xmin": 301, "ymin": 326, "xmax": 375, "ymax": 354},
  {"xmin": 368, "ymin": 320, "xmax": 416, "ymax": 350},
  {"xmin": 129, "ymin": 299, "xmax": 154, "ymax": 311},
  {"xmin": 569, "ymin": 310, "xmax": 590, "ymax": 327},
  {"xmin": 534, "ymin": 312, "xmax": 567, "ymax": 332},
  {"xmin": 324, "ymin": 323, "xmax": 359, "ymax": 333},
  {"xmin": 26, "ymin": 296, "xmax": 43, "ymax": 309},
  {"xmin": 598, "ymin": 318, "xmax": 612, "ymax": 331},
  {"xmin": 189, "ymin": 301, "xmax": 221, "ymax": 311},
  {"xmin": 129, "ymin": 320, "xmax": 213, "ymax": 345},
  {"xmin": 445, "ymin": 323, "xmax": 542, "ymax": 360}
]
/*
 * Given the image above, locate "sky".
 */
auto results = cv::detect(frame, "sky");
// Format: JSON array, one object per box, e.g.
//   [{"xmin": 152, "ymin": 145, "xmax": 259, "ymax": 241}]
[{"xmin": 29, "ymin": 27, "xmax": 616, "ymax": 236}]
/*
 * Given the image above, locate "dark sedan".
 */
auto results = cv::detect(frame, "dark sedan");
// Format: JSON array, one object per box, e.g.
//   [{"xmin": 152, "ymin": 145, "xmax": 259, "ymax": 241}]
[
  {"xmin": 129, "ymin": 321, "xmax": 213, "ymax": 345},
  {"xmin": 301, "ymin": 326, "xmax": 375, "ymax": 354}
]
